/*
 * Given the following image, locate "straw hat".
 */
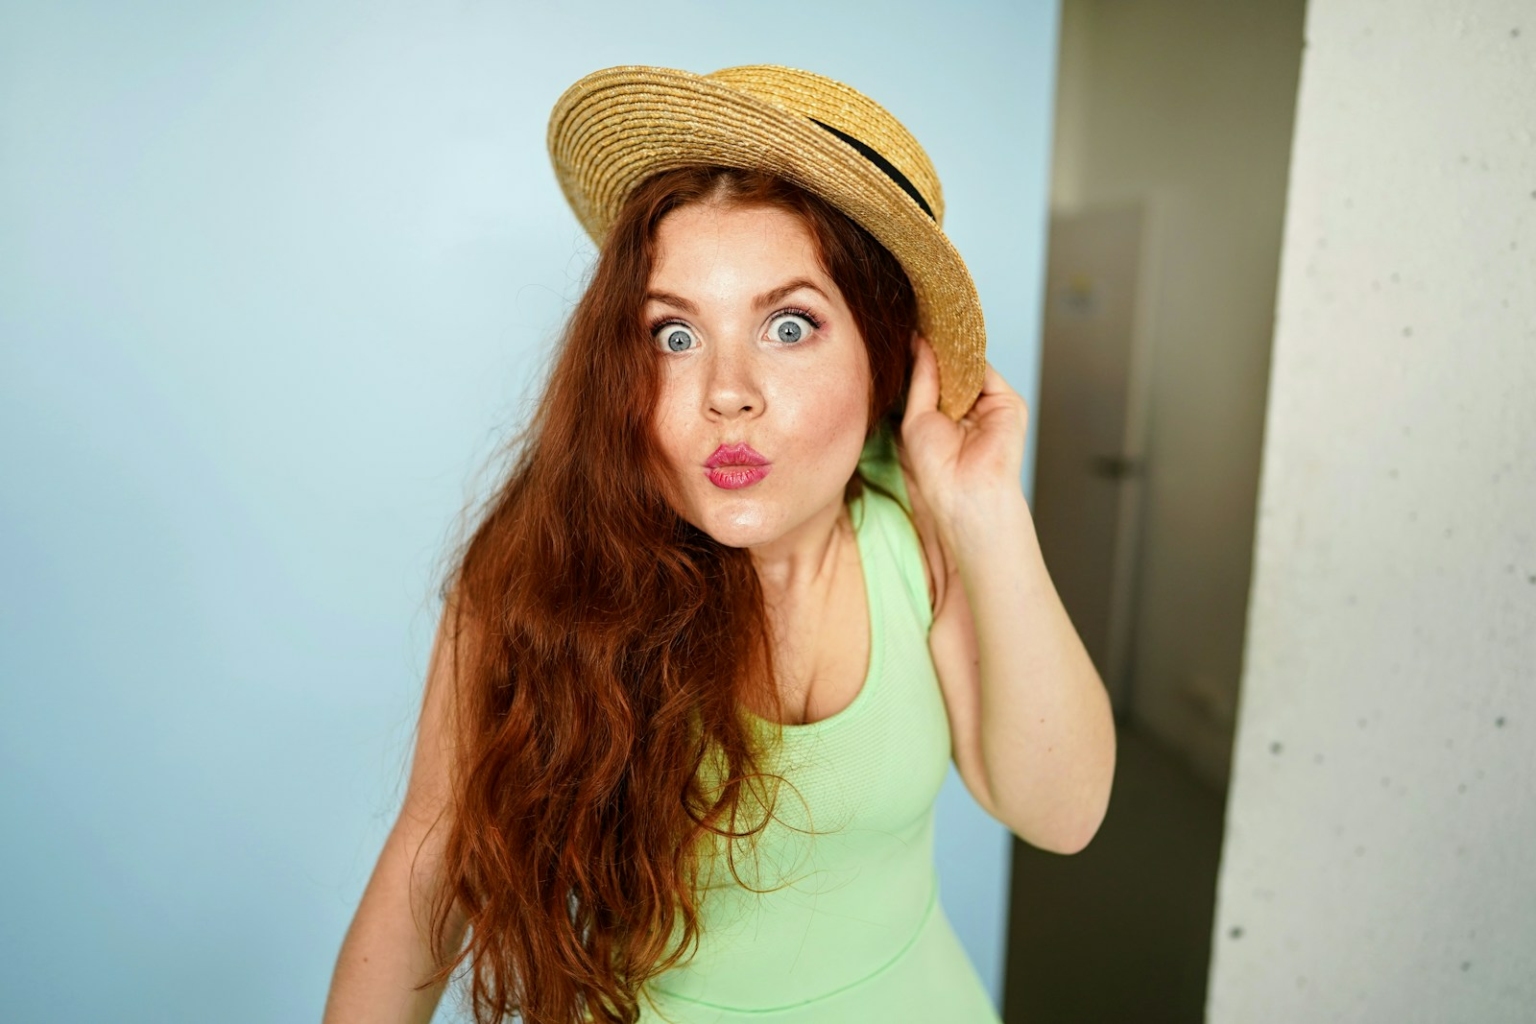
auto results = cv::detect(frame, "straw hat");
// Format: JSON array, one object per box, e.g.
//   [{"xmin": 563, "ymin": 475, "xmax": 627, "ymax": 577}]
[{"xmin": 547, "ymin": 64, "xmax": 986, "ymax": 420}]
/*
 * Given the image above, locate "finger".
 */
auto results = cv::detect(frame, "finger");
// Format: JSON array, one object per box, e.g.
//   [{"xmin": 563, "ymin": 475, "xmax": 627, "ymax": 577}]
[
  {"xmin": 904, "ymin": 335, "xmax": 941, "ymax": 422},
  {"xmin": 972, "ymin": 361, "xmax": 1029, "ymax": 422},
  {"xmin": 979, "ymin": 361, "xmax": 1017, "ymax": 398}
]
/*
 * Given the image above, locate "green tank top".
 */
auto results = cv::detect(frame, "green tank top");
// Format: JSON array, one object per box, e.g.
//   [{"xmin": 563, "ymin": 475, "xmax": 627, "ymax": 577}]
[{"xmin": 640, "ymin": 429, "xmax": 1002, "ymax": 1023}]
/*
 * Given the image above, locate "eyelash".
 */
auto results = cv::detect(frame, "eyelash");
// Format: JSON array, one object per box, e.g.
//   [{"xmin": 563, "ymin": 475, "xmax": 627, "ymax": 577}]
[
  {"xmin": 773, "ymin": 307, "xmax": 824, "ymax": 332},
  {"xmin": 646, "ymin": 307, "xmax": 825, "ymax": 341}
]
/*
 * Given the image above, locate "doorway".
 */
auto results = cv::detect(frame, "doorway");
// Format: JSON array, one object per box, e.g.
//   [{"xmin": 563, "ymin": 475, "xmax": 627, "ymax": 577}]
[{"xmin": 1004, "ymin": 0, "xmax": 1308, "ymax": 1019}]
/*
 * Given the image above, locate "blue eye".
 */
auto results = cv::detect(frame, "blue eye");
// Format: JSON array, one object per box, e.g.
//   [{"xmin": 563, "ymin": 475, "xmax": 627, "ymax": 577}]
[
  {"xmin": 655, "ymin": 324, "xmax": 696, "ymax": 352},
  {"xmin": 769, "ymin": 312, "xmax": 814, "ymax": 344}
]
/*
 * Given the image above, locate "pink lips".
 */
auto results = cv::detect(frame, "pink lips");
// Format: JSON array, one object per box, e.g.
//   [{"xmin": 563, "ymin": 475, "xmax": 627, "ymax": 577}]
[{"xmin": 704, "ymin": 443, "xmax": 771, "ymax": 490}]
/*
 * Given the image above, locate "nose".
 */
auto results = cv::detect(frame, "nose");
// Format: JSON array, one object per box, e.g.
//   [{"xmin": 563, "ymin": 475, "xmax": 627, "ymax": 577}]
[{"xmin": 704, "ymin": 342, "xmax": 763, "ymax": 421}]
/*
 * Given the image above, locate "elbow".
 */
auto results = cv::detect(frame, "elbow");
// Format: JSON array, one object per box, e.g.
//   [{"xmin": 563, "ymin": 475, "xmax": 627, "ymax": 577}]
[
  {"xmin": 1053, "ymin": 751, "xmax": 1117, "ymax": 854},
  {"xmin": 989, "ymin": 713, "xmax": 1118, "ymax": 855},
  {"xmin": 1050, "ymin": 717, "xmax": 1117, "ymax": 854},
  {"xmin": 1006, "ymin": 763, "xmax": 1115, "ymax": 856},
  {"xmin": 1042, "ymin": 804, "xmax": 1107, "ymax": 855},
  {"xmin": 1065, "ymin": 763, "xmax": 1116, "ymax": 853},
  {"xmin": 1011, "ymin": 802, "xmax": 1104, "ymax": 856}
]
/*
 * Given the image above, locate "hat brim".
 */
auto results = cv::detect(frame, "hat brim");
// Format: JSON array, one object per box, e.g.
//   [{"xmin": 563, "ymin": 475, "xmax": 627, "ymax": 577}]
[{"xmin": 548, "ymin": 65, "xmax": 985, "ymax": 420}]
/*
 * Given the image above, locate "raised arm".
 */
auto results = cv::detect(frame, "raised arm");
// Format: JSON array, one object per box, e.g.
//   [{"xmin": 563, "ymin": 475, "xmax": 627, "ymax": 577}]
[
  {"xmin": 900, "ymin": 337, "xmax": 1116, "ymax": 855},
  {"xmin": 322, "ymin": 596, "xmax": 473, "ymax": 1023}
]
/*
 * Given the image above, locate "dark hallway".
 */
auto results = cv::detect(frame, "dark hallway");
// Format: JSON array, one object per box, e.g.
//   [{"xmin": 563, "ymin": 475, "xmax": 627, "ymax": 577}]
[{"xmin": 1005, "ymin": 726, "xmax": 1227, "ymax": 1023}]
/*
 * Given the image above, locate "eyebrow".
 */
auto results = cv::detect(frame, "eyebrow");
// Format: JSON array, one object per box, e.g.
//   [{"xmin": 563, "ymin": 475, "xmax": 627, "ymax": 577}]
[
  {"xmin": 754, "ymin": 278, "xmax": 829, "ymax": 309},
  {"xmin": 643, "ymin": 278, "xmax": 829, "ymax": 315}
]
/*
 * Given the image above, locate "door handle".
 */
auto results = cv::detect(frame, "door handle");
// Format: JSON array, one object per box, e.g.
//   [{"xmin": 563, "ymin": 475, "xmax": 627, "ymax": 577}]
[{"xmin": 1089, "ymin": 455, "xmax": 1140, "ymax": 480}]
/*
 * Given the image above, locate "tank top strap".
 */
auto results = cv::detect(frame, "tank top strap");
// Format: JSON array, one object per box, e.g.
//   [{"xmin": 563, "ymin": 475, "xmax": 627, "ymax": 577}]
[{"xmin": 854, "ymin": 425, "xmax": 934, "ymax": 634}]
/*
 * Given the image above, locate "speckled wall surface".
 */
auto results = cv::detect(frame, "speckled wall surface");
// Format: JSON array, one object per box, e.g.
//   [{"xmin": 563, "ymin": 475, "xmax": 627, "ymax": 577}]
[{"xmin": 1207, "ymin": 1, "xmax": 1536, "ymax": 1019}]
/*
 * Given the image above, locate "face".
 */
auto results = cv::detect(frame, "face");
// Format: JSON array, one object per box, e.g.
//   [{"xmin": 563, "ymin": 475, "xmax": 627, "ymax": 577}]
[{"xmin": 646, "ymin": 202, "xmax": 872, "ymax": 552}]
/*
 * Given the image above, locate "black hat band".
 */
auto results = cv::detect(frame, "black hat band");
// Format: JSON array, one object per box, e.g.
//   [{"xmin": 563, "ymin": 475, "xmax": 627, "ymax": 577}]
[{"xmin": 809, "ymin": 118, "xmax": 936, "ymax": 221}]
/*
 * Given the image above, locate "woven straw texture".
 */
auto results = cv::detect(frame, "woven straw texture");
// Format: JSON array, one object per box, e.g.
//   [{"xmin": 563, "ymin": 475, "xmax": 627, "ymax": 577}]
[{"xmin": 547, "ymin": 64, "xmax": 986, "ymax": 419}]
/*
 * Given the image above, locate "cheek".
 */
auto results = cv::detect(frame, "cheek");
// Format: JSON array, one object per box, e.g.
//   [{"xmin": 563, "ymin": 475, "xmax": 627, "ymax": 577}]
[
  {"xmin": 649, "ymin": 371, "xmax": 712, "ymax": 525},
  {"xmin": 780, "ymin": 355, "xmax": 873, "ymax": 456},
  {"xmin": 650, "ymin": 377, "xmax": 692, "ymax": 470},
  {"xmin": 804, "ymin": 382, "xmax": 868, "ymax": 440}
]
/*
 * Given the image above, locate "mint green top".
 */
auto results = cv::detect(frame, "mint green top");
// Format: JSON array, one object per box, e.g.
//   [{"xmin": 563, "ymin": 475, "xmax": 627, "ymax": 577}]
[{"xmin": 639, "ymin": 431, "xmax": 1002, "ymax": 1023}]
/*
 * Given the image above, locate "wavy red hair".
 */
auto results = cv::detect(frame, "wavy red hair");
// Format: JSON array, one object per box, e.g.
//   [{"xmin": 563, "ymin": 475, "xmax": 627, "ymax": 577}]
[{"xmin": 423, "ymin": 166, "xmax": 918, "ymax": 1023}]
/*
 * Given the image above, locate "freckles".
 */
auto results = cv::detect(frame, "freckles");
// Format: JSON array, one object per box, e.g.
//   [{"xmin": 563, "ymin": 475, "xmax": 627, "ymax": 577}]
[
  {"xmin": 778, "ymin": 362, "xmax": 870, "ymax": 441},
  {"xmin": 652, "ymin": 379, "xmax": 698, "ymax": 458}
]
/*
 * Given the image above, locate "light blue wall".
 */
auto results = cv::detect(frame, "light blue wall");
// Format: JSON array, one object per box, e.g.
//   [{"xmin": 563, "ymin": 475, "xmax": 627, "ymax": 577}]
[{"xmin": 0, "ymin": 2, "xmax": 1060, "ymax": 1019}]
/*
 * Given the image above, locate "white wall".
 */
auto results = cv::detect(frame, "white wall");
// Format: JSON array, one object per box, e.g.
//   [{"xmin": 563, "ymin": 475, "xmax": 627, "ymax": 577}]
[
  {"xmin": 1049, "ymin": 0, "xmax": 1307, "ymax": 788},
  {"xmin": 0, "ymin": 1, "xmax": 1059, "ymax": 1019},
  {"xmin": 1209, "ymin": 1, "xmax": 1536, "ymax": 1018}
]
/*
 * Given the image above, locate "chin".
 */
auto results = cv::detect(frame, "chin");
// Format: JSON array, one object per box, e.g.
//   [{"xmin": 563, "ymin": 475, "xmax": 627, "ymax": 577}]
[{"xmin": 693, "ymin": 504, "xmax": 785, "ymax": 549}]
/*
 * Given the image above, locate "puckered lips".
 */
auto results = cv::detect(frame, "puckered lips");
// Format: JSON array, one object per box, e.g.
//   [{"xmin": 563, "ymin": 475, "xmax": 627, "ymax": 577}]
[{"xmin": 704, "ymin": 443, "xmax": 771, "ymax": 490}]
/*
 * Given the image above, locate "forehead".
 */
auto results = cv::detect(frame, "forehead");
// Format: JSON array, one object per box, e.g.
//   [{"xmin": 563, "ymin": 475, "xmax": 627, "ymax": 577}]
[{"xmin": 648, "ymin": 203, "xmax": 827, "ymax": 288}]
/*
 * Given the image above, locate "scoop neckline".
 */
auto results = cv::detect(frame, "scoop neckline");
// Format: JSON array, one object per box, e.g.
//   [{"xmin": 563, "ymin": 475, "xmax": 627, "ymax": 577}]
[{"xmin": 744, "ymin": 490, "xmax": 885, "ymax": 737}]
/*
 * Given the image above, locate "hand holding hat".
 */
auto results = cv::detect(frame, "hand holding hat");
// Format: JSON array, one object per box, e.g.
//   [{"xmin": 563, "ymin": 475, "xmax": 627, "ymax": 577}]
[{"xmin": 901, "ymin": 335, "xmax": 1030, "ymax": 544}]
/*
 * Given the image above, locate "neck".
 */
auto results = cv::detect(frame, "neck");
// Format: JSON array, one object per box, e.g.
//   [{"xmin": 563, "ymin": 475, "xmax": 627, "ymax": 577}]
[{"xmin": 748, "ymin": 494, "xmax": 852, "ymax": 602}]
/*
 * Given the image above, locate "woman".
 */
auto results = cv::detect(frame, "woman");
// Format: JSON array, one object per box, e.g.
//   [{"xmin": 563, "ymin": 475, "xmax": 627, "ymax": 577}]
[{"xmin": 323, "ymin": 65, "xmax": 1116, "ymax": 1024}]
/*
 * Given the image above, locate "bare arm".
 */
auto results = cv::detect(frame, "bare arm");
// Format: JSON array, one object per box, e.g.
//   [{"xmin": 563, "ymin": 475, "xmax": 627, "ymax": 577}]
[
  {"xmin": 925, "ymin": 480, "xmax": 1115, "ymax": 855},
  {"xmin": 901, "ymin": 339, "xmax": 1116, "ymax": 855},
  {"xmin": 322, "ymin": 599, "xmax": 472, "ymax": 1023}
]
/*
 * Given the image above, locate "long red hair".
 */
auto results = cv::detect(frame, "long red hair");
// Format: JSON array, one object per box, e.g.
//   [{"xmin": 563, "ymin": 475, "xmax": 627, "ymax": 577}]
[{"xmin": 424, "ymin": 166, "xmax": 918, "ymax": 1023}]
